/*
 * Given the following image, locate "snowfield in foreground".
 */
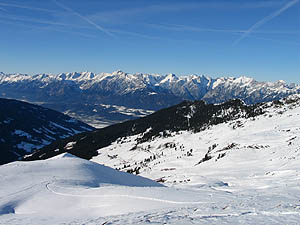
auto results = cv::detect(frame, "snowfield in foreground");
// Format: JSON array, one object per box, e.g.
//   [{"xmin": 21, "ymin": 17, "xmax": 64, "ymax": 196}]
[{"xmin": 2, "ymin": 97, "xmax": 300, "ymax": 224}]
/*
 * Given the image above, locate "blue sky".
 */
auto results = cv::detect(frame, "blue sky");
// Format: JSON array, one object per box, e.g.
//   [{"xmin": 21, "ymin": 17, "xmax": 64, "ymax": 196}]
[{"xmin": 0, "ymin": 0, "xmax": 299, "ymax": 83}]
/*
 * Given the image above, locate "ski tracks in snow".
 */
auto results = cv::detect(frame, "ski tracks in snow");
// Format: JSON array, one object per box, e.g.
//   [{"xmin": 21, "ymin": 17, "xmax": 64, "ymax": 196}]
[{"xmin": 45, "ymin": 182, "xmax": 211, "ymax": 205}]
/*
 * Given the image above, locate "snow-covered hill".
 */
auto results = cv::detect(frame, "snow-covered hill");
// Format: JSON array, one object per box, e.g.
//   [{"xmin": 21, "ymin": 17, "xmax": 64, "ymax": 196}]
[
  {"xmin": 1, "ymin": 70, "xmax": 298, "ymax": 127},
  {"xmin": 2, "ymin": 96, "xmax": 300, "ymax": 224},
  {"xmin": 88, "ymin": 94, "xmax": 300, "ymax": 223},
  {"xmin": 23, "ymin": 98, "xmax": 264, "ymax": 162},
  {"xmin": 0, "ymin": 153, "xmax": 175, "ymax": 224},
  {"xmin": 0, "ymin": 98, "xmax": 94, "ymax": 165},
  {"xmin": 92, "ymin": 94, "xmax": 300, "ymax": 184}
]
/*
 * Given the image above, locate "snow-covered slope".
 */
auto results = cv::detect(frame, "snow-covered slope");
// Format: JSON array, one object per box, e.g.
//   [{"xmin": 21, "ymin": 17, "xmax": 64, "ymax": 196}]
[
  {"xmin": 0, "ymin": 98, "xmax": 94, "ymax": 165},
  {"xmin": 2, "ymin": 96, "xmax": 300, "ymax": 224},
  {"xmin": 0, "ymin": 153, "xmax": 210, "ymax": 224},
  {"xmin": 92, "ymin": 95, "xmax": 300, "ymax": 184},
  {"xmin": 1, "ymin": 71, "xmax": 298, "ymax": 126},
  {"xmin": 91, "ymin": 94, "xmax": 300, "ymax": 224},
  {"xmin": 23, "ymin": 98, "xmax": 264, "ymax": 162}
]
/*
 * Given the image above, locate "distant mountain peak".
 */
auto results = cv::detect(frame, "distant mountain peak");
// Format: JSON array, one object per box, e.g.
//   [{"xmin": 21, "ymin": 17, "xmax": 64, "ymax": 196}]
[
  {"xmin": 0, "ymin": 70, "xmax": 299, "ymax": 127},
  {"xmin": 234, "ymin": 76, "xmax": 254, "ymax": 83},
  {"xmin": 160, "ymin": 73, "xmax": 178, "ymax": 83},
  {"xmin": 112, "ymin": 70, "xmax": 126, "ymax": 76}
]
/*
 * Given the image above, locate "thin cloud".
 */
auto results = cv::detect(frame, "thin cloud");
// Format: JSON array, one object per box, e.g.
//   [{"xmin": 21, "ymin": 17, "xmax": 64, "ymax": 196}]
[
  {"xmin": 110, "ymin": 29, "xmax": 163, "ymax": 40},
  {"xmin": 109, "ymin": 28, "xmax": 209, "ymax": 45},
  {"xmin": 53, "ymin": 0, "xmax": 116, "ymax": 38},
  {"xmin": 89, "ymin": 2, "xmax": 283, "ymax": 24},
  {"xmin": 0, "ymin": 19, "xmax": 96, "ymax": 38},
  {"xmin": 149, "ymin": 23, "xmax": 300, "ymax": 35},
  {"xmin": 249, "ymin": 35, "xmax": 300, "ymax": 46},
  {"xmin": 233, "ymin": 0, "xmax": 299, "ymax": 45},
  {"xmin": 0, "ymin": 14, "xmax": 92, "ymax": 30},
  {"xmin": 148, "ymin": 23, "xmax": 246, "ymax": 34},
  {"xmin": 231, "ymin": 32, "xmax": 300, "ymax": 46},
  {"xmin": 238, "ymin": 1, "xmax": 286, "ymax": 9},
  {"xmin": 0, "ymin": 2, "xmax": 57, "ymax": 13}
]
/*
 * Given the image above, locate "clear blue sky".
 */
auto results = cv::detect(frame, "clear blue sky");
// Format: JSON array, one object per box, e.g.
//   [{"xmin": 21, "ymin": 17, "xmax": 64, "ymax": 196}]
[{"xmin": 0, "ymin": 0, "xmax": 299, "ymax": 83}]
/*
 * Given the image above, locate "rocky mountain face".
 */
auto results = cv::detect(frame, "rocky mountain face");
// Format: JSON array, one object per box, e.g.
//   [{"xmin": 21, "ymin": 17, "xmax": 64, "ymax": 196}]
[
  {"xmin": 0, "ymin": 98, "xmax": 94, "ymax": 165},
  {"xmin": 0, "ymin": 71, "xmax": 298, "ymax": 127}
]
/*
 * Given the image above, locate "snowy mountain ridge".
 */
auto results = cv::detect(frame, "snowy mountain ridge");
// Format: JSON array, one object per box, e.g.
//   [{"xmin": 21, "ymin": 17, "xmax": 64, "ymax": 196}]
[
  {"xmin": 23, "ymin": 93, "xmax": 298, "ymax": 164},
  {"xmin": 1, "ymin": 70, "xmax": 298, "ymax": 127},
  {"xmin": 91, "ymin": 94, "xmax": 300, "ymax": 179},
  {"xmin": 1, "ymin": 70, "xmax": 298, "ymax": 102}
]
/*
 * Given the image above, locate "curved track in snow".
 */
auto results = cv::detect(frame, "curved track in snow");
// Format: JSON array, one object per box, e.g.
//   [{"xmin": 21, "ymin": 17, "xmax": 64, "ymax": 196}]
[{"xmin": 45, "ymin": 182, "xmax": 211, "ymax": 205}]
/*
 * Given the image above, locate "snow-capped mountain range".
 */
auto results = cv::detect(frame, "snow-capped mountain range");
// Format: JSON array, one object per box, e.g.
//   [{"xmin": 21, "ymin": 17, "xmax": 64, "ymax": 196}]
[{"xmin": 0, "ymin": 70, "xmax": 298, "ymax": 127}]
